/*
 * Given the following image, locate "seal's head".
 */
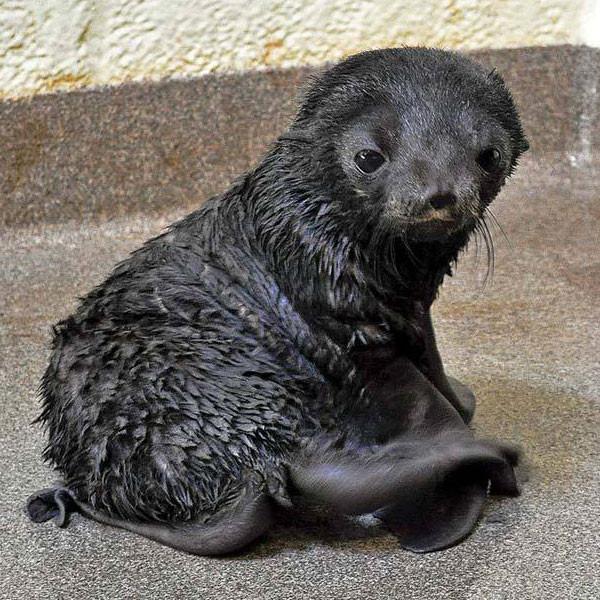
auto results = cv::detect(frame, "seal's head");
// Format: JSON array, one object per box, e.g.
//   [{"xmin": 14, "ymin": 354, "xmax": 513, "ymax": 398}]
[{"xmin": 287, "ymin": 48, "xmax": 529, "ymax": 243}]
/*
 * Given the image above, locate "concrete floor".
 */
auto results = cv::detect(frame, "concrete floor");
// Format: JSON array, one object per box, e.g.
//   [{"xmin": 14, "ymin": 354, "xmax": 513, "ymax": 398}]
[{"xmin": 1, "ymin": 155, "xmax": 599, "ymax": 599}]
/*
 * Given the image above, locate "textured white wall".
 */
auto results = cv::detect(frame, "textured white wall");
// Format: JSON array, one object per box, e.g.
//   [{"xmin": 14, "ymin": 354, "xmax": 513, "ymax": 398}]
[{"xmin": 1, "ymin": 0, "xmax": 599, "ymax": 98}]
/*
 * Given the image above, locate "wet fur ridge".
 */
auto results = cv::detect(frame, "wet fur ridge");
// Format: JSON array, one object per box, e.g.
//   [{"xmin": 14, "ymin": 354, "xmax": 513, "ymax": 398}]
[{"xmin": 33, "ymin": 48, "xmax": 527, "ymax": 538}]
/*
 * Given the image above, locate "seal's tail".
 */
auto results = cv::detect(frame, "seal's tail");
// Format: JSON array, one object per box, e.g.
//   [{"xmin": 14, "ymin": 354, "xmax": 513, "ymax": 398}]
[{"xmin": 26, "ymin": 485, "xmax": 272, "ymax": 556}]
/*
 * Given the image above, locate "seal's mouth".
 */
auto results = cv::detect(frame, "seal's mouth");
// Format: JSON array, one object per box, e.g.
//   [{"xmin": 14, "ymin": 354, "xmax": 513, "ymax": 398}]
[
  {"xmin": 402, "ymin": 205, "xmax": 472, "ymax": 241},
  {"xmin": 382, "ymin": 194, "xmax": 478, "ymax": 241},
  {"xmin": 411, "ymin": 206, "xmax": 458, "ymax": 224}
]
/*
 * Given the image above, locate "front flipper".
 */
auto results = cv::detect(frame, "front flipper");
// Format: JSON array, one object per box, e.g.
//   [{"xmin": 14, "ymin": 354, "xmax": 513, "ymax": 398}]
[
  {"xmin": 376, "ymin": 435, "xmax": 520, "ymax": 552},
  {"xmin": 446, "ymin": 375, "xmax": 477, "ymax": 424},
  {"xmin": 421, "ymin": 309, "xmax": 477, "ymax": 424},
  {"xmin": 376, "ymin": 479, "xmax": 487, "ymax": 553},
  {"xmin": 290, "ymin": 433, "xmax": 520, "ymax": 552},
  {"xmin": 293, "ymin": 353, "xmax": 521, "ymax": 552}
]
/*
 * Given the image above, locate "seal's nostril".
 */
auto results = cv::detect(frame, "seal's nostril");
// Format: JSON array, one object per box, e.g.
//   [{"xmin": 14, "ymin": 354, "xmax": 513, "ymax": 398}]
[{"xmin": 429, "ymin": 192, "xmax": 457, "ymax": 210}]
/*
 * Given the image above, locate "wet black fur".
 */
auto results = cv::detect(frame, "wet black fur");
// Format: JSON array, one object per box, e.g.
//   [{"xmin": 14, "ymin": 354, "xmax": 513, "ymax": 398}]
[{"xmin": 28, "ymin": 48, "xmax": 528, "ymax": 554}]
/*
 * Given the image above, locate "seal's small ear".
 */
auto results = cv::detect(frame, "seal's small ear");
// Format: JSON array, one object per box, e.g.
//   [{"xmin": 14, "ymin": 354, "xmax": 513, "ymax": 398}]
[
  {"xmin": 278, "ymin": 71, "xmax": 326, "ymax": 145},
  {"xmin": 293, "ymin": 67, "xmax": 331, "ymax": 126},
  {"xmin": 511, "ymin": 122, "xmax": 530, "ymax": 163},
  {"xmin": 486, "ymin": 68, "xmax": 529, "ymax": 162},
  {"xmin": 518, "ymin": 136, "xmax": 530, "ymax": 154},
  {"xmin": 292, "ymin": 54, "xmax": 370, "ymax": 131}
]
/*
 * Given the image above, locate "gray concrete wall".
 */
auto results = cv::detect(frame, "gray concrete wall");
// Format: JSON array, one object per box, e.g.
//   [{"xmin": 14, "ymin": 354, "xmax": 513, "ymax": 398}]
[{"xmin": 1, "ymin": 45, "xmax": 598, "ymax": 228}]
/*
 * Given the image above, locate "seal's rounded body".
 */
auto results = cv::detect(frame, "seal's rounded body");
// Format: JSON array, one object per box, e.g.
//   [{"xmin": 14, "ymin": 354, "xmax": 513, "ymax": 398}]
[
  {"xmin": 28, "ymin": 48, "xmax": 528, "ymax": 555},
  {"xmin": 38, "ymin": 190, "xmax": 330, "ymax": 522}
]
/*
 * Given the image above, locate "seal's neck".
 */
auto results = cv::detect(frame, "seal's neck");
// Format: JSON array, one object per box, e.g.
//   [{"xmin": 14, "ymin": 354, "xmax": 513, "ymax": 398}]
[
  {"xmin": 243, "ymin": 151, "xmax": 471, "ymax": 323},
  {"xmin": 362, "ymin": 233, "xmax": 469, "ymax": 308}
]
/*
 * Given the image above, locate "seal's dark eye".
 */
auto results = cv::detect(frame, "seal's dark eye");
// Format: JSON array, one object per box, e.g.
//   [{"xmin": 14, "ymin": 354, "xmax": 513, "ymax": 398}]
[
  {"xmin": 354, "ymin": 149, "xmax": 385, "ymax": 174},
  {"xmin": 477, "ymin": 147, "xmax": 502, "ymax": 172}
]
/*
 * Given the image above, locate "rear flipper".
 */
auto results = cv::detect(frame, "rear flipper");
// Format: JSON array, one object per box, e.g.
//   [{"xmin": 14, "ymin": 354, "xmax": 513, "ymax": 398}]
[
  {"xmin": 26, "ymin": 483, "xmax": 272, "ymax": 556},
  {"xmin": 27, "ymin": 486, "xmax": 76, "ymax": 528},
  {"xmin": 290, "ymin": 434, "xmax": 520, "ymax": 553},
  {"xmin": 375, "ymin": 440, "xmax": 519, "ymax": 552}
]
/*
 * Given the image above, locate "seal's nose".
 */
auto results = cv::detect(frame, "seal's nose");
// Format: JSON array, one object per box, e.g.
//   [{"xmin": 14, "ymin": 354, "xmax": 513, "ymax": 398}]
[{"xmin": 428, "ymin": 192, "xmax": 457, "ymax": 210}]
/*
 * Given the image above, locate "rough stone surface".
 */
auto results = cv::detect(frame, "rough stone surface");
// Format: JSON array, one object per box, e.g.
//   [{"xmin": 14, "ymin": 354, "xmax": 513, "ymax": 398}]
[{"xmin": 1, "ymin": 0, "xmax": 598, "ymax": 98}]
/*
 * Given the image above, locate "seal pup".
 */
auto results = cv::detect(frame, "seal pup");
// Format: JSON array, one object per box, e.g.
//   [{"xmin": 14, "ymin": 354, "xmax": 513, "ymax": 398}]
[{"xmin": 27, "ymin": 47, "xmax": 528, "ymax": 555}]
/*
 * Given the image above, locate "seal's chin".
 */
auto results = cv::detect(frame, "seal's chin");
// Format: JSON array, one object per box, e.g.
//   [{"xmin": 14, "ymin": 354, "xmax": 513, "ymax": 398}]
[{"xmin": 406, "ymin": 213, "xmax": 466, "ymax": 241}]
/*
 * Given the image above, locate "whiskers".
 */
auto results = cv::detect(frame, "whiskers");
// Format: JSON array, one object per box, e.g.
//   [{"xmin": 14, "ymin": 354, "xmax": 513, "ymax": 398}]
[
  {"xmin": 485, "ymin": 206, "xmax": 511, "ymax": 248},
  {"xmin": 472, "ymin": 207, "xmax": 510, "ymax": 290},
  {"xmin": 473, "ymin": 216, "xmax": 495, "ymax": 289},
  {"xmin": 360, "ymin": 196, "xmax": 510, "ymax": 296}
]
